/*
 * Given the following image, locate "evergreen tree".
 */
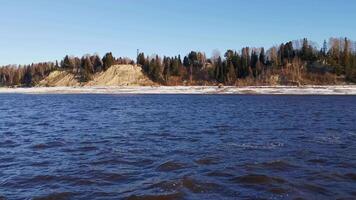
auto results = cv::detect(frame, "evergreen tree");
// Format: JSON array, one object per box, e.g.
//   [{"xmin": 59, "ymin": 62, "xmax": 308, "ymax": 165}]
[
  {"xmin": 22, "ymin": 66, "xmax": 33, "ymax": 86},
  {"xmin": 78, "ymin": 56, "xmax": 94, "ymax": 82},
  {"xmin": 227, "ymin": 60, "xmax": 236, "ymax": 83},
  {"xmin": 137, "ymin": 53, "xmax": 146, "ymax": 66},
  {"xmin": 102, "ymin": 52, "xmax": 115, "ymax": 70},
  {"xmin": 342, "ymin": 37, "xmax": 350, "ymax": 68},
  {"xmin": 300, "ymin": 38, "xmax": 315, "ymax": 62},
  {"xmin": 214, "ymin": 56, "xmax": 224, "ymax": 83},
  {"xmin": 62, "ymin": 55, "xmax": 74, "ymax": 69},
  {"xmin": 259, "ymin": 48, "xmax": 266, "ymax": 65},
  {"xmin": 92, "ymin": 55, "xmax": 103, "ymax": 72},
  {"xmin": 322, "ymin": 40, "xmax": 328, "ymax": 56},
  {"xmin": 250, "ymin": 51, "xmax": 259, "ymax": 77}
]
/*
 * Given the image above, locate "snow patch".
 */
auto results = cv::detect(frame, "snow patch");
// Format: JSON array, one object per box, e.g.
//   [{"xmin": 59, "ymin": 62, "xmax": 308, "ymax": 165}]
[{"xmin": 1, "ymin": 85, "xmax": 356, "ymax": 95}]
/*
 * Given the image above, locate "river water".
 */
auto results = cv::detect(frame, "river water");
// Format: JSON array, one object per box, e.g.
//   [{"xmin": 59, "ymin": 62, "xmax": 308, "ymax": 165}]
[{"xmin": 0, "ymin": 94, "xmax": 355, "ymax": 199}]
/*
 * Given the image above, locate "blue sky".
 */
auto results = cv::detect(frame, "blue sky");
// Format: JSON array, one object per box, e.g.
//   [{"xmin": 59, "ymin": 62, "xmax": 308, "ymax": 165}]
[{"xmin": 0, "ymin": 0, "xmax": 355, "ymax": 65}]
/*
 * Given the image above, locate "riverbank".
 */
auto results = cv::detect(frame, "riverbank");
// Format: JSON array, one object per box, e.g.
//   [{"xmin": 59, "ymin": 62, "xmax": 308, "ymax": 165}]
[{"xmin": 1, "ymin": 85, "xmax": 356, "ymax": 95}]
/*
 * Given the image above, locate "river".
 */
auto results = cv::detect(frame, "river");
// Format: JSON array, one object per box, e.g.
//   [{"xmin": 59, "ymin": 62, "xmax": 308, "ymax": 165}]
[{"xmin": 0, "ymin": 94, "xmax": 355, "ymax": 199}]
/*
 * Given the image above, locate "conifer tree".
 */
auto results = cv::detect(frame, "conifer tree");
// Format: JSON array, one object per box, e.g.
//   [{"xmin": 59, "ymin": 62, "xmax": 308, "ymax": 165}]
[{"xmin": 102, "ymin": 52, "xmax": 115, "ymax": 71}]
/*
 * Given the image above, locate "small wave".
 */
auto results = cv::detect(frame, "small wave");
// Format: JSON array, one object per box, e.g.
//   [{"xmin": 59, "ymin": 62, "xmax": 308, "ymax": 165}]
[
  {"xmin": 90, "ymin": 158, "xmax": 123, "ymax": 165},
  {"xmin": 307, "ymin": 158, "xmax": 327, "ymax": 164},
  {"xmin": 0, "ymin": 157, "xmax": 15, "ymax": 163},
  {"xmin": 336, "ymin": 162, "xmax": 356, "ymax": 169},
  {"xmin": 78, "ymin": 146, "xmax": 98, "ymax": 151},
  {"xmin": 307, "ymin": 172, "xmax": 345, "ymax": 182},
  {"xmin": 0, "ymin": 140, "xmax": 17, "ymax": 148},
  {"xmin": 275, "ymin": 127, "xmax": 303, "ymax": 131},
  {"xmin": 133, "ymin": 159, "xmax": 154, "ymax": 167},
  {"xmin": 206, "ymin": 171, "xmax": 234, "ymax": 178},
  {"xmin": 100, "ymin": 172, "xmax": 127, "ymax": 182},
  {"xmin": 32, "ymin": 192, "xmax": 75, "ymax": 200},
  {"xmin": 30, "ymin": 141, "xmax": 65, "ymax": 150},
  {"xmin": 74, "ymin": 179, "xmax": 95, "ymax": 186},
  {"xmin": 313, "ymin": 135, "xmax": 342, "ymax": 145},
  {"xmin": 347, "ymin": 131, "xmax": 356, "ymax": 137},
  {"xmin": 14, "ymin": 175, "xmax": 77, "ymax": 186},
  {"xmin": 157, "ymin": 161, "xmax": 188, "ymax": 172},
  {"xmin": 147, "ymin": 177, "xmax": 221, "ymax": 194},
  {"xmin": 229, "ymin": 142, "xmax": 284, "ymax": 150},
  {"xmin": 268, "ymin": 187, "xmax": 289, "ymax": 194},
  {"xmin": 232, "ymin": 174, "xmax": 286, "ymax": 185},
  {"xmin": 344, "ymin": 173, "xmax": 356, "ymax": 181},
  {"xmin": 30, "ymin": 161, "xmax": 51, "ymax": 167},
  {"xmin": 31, "ymin": 144, "xmax": 49, "ymax": 149},
  {"xmin": 298, "ymin": 183, "xmax": 330, "ymax": 196},
  {"xmin": 1, "ymin": 131, "xmax": 14, "ymax": 135},
  {"xmin": 125, "ymin": 192, "xmax": 183, "ymax": 200},
  {"xmin": 147, "ymin": 180, "xmax": 182, "ymax": 191},
  {"xmin": 195, "ymin": 157, "xmax": 218, "ymax": 165},
  {"xmin": 182, "ymin": 177, "xmax": 220, "ymax": 193},
  {"xmin": 262, "ymin": 160, "xmax": 296, "ymax": 170},
  {"xmin": 30, "ymin": 175, "xmax": 56, "ymax": 182},
  {"xmin": 245, "ymin": 160, "xmax": 297, "ymax": 171},
  {"xmin": 35, "ymin": 122, "xmax": 50, "ymax": 126}
]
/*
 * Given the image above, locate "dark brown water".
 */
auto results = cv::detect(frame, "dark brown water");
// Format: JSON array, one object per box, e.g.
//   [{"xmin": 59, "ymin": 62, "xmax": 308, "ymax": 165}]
[{"xmin": 0, "ymin": 94, "xmax": 355, "ymax": 200}]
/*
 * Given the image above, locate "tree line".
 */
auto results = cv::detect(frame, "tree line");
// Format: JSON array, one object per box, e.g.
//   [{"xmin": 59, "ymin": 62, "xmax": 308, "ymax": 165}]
[
  {"xmin": 138, "ymin": 37, "xmax": 356, "ymax": 85},
  {"xmin": 1, "ymin": 37, "xmax": 356, "ymax": 87},
  {"xmin": 0, "ymin": 53, "xmax": 134, "ymax": 86}
]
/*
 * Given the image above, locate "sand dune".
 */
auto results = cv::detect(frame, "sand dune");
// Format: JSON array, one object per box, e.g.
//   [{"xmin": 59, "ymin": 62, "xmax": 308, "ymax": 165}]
[
  {"xmin": 87, "ymin": 65, "xmax": 154, "ymax": 86},
  {"xmin": 38, "ymin": 71, "xmax": 80, "ymax": 87},
  {"xmin": 39, "ymin": 65, "xmax": 154, "ymax": 87}
]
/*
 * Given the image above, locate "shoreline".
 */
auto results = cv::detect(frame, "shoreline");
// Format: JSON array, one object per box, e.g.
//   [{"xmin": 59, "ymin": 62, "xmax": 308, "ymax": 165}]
[{"xmin": 1, "ymin": 85, "xmax": 356, "ymax": 95}]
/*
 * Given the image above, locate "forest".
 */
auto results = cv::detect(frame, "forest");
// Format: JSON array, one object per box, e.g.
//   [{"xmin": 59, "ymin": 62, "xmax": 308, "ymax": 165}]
[{"xmin": 1, "ymin": 37, "xmax": 356, "ymax": 87}]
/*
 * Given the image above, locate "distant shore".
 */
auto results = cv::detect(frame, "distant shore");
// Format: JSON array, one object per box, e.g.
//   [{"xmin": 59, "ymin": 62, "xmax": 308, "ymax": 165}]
[{"xmin": 1, "ymin": 85, "xmax": 356, "ymax": 95}]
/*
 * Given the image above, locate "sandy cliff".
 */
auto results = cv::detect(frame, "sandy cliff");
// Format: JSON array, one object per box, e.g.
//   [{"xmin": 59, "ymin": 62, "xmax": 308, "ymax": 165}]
[
  {"xmin": 38, "ymin": 71, "xmax": 80, "ymax": 87},
  {"xmin": 87, "ymin": 65, "xmax": 154, "ymax": 86},
  {"xmin": 39, "ymin": 65, "xmax": 154, "ymax": 87}
]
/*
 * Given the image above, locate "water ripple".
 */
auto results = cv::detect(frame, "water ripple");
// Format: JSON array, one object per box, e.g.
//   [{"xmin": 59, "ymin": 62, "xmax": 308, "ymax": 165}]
[{"xmin": 0, "ymin": 94, "xmax": 355, "ymax": 199}]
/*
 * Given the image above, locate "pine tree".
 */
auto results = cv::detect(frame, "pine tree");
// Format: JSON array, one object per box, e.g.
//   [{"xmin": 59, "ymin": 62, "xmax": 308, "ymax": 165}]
[
  {"xmin": 342, "ymin": 37, "xmax": 350, "ymax": 69},
  {"xmin": 259, "ymin": 48, "xmax": 266, "ymax": 65},
  {"xmin": 250, "ymin": 51, "xmax": 259, "ymax": 77},
  {"xmin": 22, "ymin": 66, "xmax": 32, "ymax": 86},
  {"xmin": 92, "ymin": 55, "xmax": 103, "ymax": 72},
  {"xmin": 62, "ymin": 55, "xmax": 74, "ymax": 69},
  {"xmin": 137, "ymin": 53, "xmax": 146, "ymax": 66},
  {"xmin": 214, "ymin": 56, "xmax": 225, "ymax": 83},
  {"xmin": 300, "ymin": 38, "xmax": 315, "ymax": 62},
  {"xmin": 102, "ymin": 52, "xmax": 115, "ymax": 70},
  {"xmin": 78, "ymin": 56, "xmax": 94, "ymax": 82},
  {"xmin": 227, "ymin": 60, "xmax": 236, "ymax": 84},
  {"xmin": 322, "ymin": 40, "xmax": 328, "ymax": 56}
]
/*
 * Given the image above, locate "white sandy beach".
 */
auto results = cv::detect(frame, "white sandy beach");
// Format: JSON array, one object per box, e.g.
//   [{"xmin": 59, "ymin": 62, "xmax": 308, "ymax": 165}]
[{"xmin": 1, "ymin": 85, "xmax": 356, "ymax": 95}]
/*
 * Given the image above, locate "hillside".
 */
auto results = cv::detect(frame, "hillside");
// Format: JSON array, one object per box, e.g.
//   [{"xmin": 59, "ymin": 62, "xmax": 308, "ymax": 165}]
[
  {"xmin": 87, "ymin": 65, "xmax": 154, "ymax": 86},
  {"xmin": 38, "ymin": 71, "xmax": 80, "ymax": 87},
  {"xmin": 1, "ymin": 37, "xmax": 356, "ymax": 88},
  {"xmin": 38, "ymin": 65, "xmax": 154, "ymax": 87}
]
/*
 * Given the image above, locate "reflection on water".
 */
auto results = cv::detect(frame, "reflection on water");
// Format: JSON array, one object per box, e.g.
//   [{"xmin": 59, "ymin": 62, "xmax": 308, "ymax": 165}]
[{"xmin": 0, "ymin": 94, "xmax": 355, "ymax": 199}]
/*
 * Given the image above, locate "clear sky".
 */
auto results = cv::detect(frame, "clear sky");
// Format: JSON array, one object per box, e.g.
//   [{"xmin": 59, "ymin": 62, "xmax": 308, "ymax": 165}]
[{"xmin": 0, "ymin": 0, "xmax": 355, "ymax": 65}]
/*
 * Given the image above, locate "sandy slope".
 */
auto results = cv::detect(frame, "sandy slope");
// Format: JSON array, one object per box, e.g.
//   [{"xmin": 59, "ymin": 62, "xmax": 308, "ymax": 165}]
[
  {"xmin": 38, "ymin": 71, "xmax": 80, "ymax": 87},
  {"xmin": 1, "ymin": 85, "xmax": 356, "ymax": 95},
  {"xmin": 39, "ymin": 65, "xmax": 154, "ymax": 87},
  {"xmin": 87, "ymin": 65, "xmax": 154, "ymax": 86}
]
